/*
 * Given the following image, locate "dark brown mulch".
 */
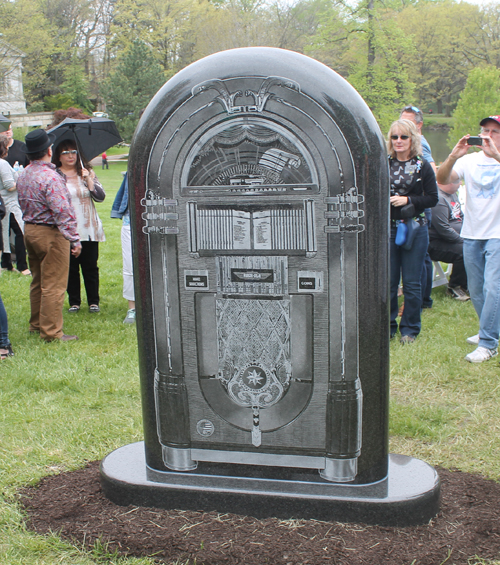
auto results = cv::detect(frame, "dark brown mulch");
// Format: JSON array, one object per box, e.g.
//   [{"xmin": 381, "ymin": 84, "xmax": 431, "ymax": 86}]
[{"xmin": 19, "ymin": 461, "xmax": 500, "ymax": 565}]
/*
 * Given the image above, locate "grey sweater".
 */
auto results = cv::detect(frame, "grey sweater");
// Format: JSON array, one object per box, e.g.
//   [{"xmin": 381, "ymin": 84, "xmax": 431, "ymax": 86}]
[{"xmin": 429, "ymin": 189, "xmax": 463, "ymax": 243}]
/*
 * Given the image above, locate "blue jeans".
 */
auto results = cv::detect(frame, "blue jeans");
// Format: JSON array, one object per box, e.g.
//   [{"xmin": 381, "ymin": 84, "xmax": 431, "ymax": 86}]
[
  {"xmin": 463, "ymin": 238, "xmax": 500, "ymax": 349},
  {"xmin": 0, "ymin": 291, "xmax": 10, "ymax": 349},
  {"xmin": 420, "ymin": 252, "xmax": 433, "ymax": 308},
  {"xmin": 390, "ymin": 224, "xmax": 429, "ymax": 337}
]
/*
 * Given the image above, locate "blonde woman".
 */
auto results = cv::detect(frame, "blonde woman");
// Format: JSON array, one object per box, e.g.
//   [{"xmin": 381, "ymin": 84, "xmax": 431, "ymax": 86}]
[{"xmin": 388, "ymin": 119, "xmax": 438, "ymax": 343}]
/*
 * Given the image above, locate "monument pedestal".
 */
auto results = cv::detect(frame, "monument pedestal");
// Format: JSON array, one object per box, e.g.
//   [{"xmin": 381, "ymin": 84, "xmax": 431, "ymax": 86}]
[{"xmin": 100, "ymin": 442, "xmax": 440, "ymax": 527}]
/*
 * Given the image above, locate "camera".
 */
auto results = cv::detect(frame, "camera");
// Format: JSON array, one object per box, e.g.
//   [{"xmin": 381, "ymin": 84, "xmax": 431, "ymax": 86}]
[{"xmin": 467, "ymin": 136, "xmax": 483, "ymax": 146}]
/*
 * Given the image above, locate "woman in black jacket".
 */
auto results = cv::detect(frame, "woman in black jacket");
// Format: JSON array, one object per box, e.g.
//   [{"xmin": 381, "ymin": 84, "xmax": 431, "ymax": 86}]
[{"xmin": 388, "ymin": 119, "xmax": 438, "ymax": 343}]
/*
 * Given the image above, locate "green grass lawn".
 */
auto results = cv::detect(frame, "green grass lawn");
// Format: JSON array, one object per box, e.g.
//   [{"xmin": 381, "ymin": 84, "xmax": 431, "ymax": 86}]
[
  {"xmin": 0, "ymin": 163, "xmax": 499, "ymax": 564},
  {"xmin": 423, "ymin": 114, "xmax": 454, "ymax": 128}
]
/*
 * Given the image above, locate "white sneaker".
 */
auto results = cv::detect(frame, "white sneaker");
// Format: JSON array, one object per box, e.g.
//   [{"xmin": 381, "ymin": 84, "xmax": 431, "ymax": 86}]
[
  {"xmin": 465, "ymin": 346, "xmax": 498, "ymax": 363},
  {"xmin": 446, "ymin": 286, "xmax": 470, "ymax": 301},
  {"xmin": 466, "ymin": 334, "xmax": 479, "ymax": 345},
  {"xmin": 123, "ymin": 309, "xmax": 136, "ymax": 324}
]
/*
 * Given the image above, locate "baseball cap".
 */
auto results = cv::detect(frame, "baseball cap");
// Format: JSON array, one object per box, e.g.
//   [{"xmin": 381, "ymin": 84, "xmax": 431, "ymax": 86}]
[{"xmin": 480, "ymin": 115, "xmax": 500, "ymax": 127}]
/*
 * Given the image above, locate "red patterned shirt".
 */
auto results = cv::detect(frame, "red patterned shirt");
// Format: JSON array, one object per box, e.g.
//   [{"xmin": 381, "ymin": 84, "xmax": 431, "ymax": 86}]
[{"xmin": 17, "ymin": 160, "xmax": 80, "ymax": 242}]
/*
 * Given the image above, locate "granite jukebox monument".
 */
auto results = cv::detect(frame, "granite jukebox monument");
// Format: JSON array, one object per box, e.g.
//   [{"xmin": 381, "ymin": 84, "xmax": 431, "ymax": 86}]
[{"xmin": 101, "ymin": 47, "xmax": 440, "ymax": 525}]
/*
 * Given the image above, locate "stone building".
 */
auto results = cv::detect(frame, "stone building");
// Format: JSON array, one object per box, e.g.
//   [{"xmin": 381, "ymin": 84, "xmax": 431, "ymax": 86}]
[{"xmin": 0, "ymin": 35, "xmax": 27, "ymax": 116}]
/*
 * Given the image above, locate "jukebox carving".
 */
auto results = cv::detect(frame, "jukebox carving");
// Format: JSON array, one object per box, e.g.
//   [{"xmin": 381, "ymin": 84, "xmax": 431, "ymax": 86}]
[
  {"xmin": 101, "ymin": 48, "xmax": 441, "ymax": 526},
  {"xmin": 137, "ymin": 68, "xmax": 368, "ymax": 483}
]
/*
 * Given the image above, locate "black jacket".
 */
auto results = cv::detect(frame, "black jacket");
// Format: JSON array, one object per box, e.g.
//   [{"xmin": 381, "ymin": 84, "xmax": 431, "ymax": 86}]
[{"xmin": 390, "ymin": 157, "xmax": 438, "ymax": 221}]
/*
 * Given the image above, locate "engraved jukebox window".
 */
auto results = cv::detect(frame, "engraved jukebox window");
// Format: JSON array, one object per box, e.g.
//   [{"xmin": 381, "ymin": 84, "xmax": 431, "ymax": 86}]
[{"xmin": 180, "ymin": 117, "xmax": 319, "ymax": 196}]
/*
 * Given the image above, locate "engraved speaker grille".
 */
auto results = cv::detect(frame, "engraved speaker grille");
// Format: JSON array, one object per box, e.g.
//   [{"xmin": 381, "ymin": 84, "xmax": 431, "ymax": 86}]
[{"xmin": 216, "ymin": 298, "xmax": 292, "ymax": 408}]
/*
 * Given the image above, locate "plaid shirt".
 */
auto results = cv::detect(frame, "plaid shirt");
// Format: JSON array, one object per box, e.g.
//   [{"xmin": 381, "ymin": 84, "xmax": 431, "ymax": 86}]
[{"xmin": 17, "ymin": 160, "xmax": 80, "ymax": 242}]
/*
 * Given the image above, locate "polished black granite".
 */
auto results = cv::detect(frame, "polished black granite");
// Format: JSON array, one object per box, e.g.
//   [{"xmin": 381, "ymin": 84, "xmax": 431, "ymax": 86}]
[{"xmin": 101, "ymin": 442, "xmax": 440, "ymax": 527}]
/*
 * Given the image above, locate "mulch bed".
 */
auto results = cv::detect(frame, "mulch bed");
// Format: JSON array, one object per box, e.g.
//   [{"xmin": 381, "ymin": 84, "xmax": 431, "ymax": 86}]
[{"xmin": 19, "ymin": 461, "xmax": 500, "ymax": 564}]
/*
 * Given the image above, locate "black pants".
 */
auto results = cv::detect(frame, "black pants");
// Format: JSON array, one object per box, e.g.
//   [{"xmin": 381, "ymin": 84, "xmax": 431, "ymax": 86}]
[
  {"xmin": 428, "ymin": 239, "xmax": 467, "ymax": 290},
  {"xmin": 1, "ymin": 214, "xmax": 28, "ymax": 272},
  {"xmin": 67, "ymin": 241, "xmax": 100, "ymax": 306}
]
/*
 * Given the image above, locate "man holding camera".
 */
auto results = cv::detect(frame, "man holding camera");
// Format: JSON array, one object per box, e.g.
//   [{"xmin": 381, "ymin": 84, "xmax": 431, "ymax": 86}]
[{"xmin": 437, "ymin": 116, "xmax": 500, "ymax": 363}]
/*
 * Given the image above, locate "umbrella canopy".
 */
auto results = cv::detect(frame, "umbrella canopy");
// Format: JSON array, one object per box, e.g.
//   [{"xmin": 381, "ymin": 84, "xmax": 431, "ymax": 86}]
[
  {"xmin": 46, "ymin": 117, "xmax": 122, "ymax": 162},
  {"xmin": 0, "ymin": 114, "xmax": 11, "ymax": 133}
]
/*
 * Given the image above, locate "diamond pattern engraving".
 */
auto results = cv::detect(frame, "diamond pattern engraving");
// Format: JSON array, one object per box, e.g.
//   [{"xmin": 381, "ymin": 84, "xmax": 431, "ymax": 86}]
[{"xmin": 216, "ymin": 298, "xmax": 291, "ymax": 409}]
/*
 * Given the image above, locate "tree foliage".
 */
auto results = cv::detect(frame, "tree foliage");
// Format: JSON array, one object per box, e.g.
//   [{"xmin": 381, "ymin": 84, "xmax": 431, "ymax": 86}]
[
  {"xmin": 395, "ymin": 1, "xmax": 481, "ymax": 116},
  {"xmin": 3, "ymin": 0, "xmax": 500, "ymax": 132},
  {"xmin": 102, "ymin": 40, "xmax": 166, "ymax": 141},
  {"xmin": 449, "ymin": 65, "xmax": 500, "ymax": 147}
]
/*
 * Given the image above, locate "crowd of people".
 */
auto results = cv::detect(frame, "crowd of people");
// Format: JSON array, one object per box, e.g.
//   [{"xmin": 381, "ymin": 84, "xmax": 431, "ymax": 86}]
[
  {"xmin": 390, "ymin": 107, "xmax": 500, "ymax": 364},
  {"xmin": 1, "ymin": 107, "xmax": 500, "ymax": 364},
  {"xmin": 0, "ymin": 124, "xmax": 135, "ymax": 360}
]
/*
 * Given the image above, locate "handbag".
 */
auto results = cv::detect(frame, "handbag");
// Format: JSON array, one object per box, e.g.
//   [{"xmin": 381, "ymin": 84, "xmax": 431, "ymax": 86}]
[{"xmin": 402, "ymin": 218, "xmax": 420, "ymax": 250}]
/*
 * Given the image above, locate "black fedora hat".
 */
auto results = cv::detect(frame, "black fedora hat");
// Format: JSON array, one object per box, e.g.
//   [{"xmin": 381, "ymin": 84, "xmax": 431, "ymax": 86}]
[{"xmin": 21, "ymin": 129, "xmax": 56, "ymax": 155}]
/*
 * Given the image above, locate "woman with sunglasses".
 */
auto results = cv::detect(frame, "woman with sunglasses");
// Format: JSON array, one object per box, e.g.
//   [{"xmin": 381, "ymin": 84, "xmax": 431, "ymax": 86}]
[
  {"xmin": 53, "ymin": 140, "xmax": 105, "ymax": 313},
  {"xmin": 388, "ymin": 119, "xmax": 438, "ymax": 344}
]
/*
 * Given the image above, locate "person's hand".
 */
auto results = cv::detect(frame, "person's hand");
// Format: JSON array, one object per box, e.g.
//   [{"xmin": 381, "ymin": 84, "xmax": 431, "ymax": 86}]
[
  {"xmin": 480, "ymin": 135, "xmax": 500, "ymax": 161},
  {"xmin": 71, "ymin": 242, "xmax": 82, "ymax": 257},
  {"xmin": 82, "ymin": 168, "xmax": 95, "ymax": 189},
  {"xmin": 450, "ymin": 135, "xmax": 471, "ymax": 160},
  {"xmin": 390, "ymin": 195, "xmax": 408, "ymax": 207}
]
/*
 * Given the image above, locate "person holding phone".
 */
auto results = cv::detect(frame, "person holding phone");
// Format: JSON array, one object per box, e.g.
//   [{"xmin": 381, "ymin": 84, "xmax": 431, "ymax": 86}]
[{"xmin": 437, "ymin": 115, "xmax": 500, "ymax": 363}]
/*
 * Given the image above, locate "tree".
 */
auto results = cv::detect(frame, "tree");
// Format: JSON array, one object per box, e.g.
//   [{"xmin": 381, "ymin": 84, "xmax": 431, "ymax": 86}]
[
  {"xmin": 61, "ymin": 58, "xmax": 93, "ymax": 113},
  {"xmin": 309, "ymin": 0, "xmax": 414, "ymax": 132},
  {"xmin": 111, "ymin": 0, "xmax": 211, "ymax": 77},
  {"xmin": 396, "ymin": 1, "xmax": 481, "ymax": 116},
  {"xmin": 102, "ymin": 40, "xmax": 166, "ymax": 141},
  {"xmin": 0, "ymin": 0, "xmax": 59, "ymax": 105},
  {"xmin": 449, "ymin": 65, "xmax": 500, "ymax": 147}
]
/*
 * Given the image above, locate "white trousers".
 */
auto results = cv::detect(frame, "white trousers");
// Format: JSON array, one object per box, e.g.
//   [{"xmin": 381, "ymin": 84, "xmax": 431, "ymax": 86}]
[{"xmin": 121, "ymin": 224, "xmax": 135, "ymax": 301}]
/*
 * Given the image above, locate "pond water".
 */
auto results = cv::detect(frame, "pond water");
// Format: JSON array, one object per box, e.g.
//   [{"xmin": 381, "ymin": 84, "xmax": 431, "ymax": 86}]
[{"xmin": 422, "ymin": 127, "xmax": 451, "ymax": 166}]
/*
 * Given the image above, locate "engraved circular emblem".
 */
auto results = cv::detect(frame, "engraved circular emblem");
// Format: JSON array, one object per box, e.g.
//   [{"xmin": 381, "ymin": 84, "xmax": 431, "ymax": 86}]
[
  {"xmin": 196, "ymin": 419, "xmax": 215, "ymax": 437},
  {"xmin": 241, "ymin": 365, "xmax": 268, "ymax": 390}
]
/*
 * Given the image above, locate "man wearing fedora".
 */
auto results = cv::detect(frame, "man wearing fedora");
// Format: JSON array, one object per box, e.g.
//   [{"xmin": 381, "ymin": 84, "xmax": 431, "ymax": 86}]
[
  {"xmin": 437, "ymin": 115, "xmax": 500, "ymax": 363},
  {"xmin": 17, "ymin": 129, "xmax": 82, "ymax": 342}
]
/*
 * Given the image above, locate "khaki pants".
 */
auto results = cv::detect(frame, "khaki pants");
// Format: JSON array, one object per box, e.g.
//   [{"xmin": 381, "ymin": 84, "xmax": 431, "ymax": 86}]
[{"xmin": 24, "ymin": 224, "xmax": 70, "ymax": 341}]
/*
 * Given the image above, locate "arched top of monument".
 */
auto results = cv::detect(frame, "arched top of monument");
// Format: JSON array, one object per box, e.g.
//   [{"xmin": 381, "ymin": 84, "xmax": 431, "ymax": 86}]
[{"xmin": 132, "ymin": 47, "xmax": 384, "ymax": 160}]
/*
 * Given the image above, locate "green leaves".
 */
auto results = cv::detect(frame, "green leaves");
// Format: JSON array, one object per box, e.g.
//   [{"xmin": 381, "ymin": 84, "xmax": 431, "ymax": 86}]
[
  {"xmin": 102, "ymin": 40, "xmax": 166, "ymax": 142},
  {"xmin": 449, "ymin": 65, "xmax": 500, "ymax": 147}
]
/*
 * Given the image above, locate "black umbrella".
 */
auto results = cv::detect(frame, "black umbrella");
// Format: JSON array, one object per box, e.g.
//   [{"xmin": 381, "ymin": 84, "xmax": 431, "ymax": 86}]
[
  {"xmin": 0, "ymin": 114, "xmax": 11, "ymax": 133},
  {"xmin": 46, "ymin": 117, "xmax": 122, "ymax": 162}
]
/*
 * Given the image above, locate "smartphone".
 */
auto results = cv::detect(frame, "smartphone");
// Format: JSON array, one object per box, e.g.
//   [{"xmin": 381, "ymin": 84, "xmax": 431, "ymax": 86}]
[{"xmin": 467, "ymin": 136, "xmax": 483, "ymax": 146}]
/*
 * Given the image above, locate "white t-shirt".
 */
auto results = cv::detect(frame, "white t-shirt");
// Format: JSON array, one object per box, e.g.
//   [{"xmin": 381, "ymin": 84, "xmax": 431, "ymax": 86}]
[{"xmin": 453, "ymin": 151, "xmax": 500, "ymax": 239}]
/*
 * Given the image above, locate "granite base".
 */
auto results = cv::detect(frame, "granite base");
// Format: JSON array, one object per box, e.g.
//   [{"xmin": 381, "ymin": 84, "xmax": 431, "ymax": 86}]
[{"xmin": 100, "ymin": 442, "xmax": 440, "ymax": 526}]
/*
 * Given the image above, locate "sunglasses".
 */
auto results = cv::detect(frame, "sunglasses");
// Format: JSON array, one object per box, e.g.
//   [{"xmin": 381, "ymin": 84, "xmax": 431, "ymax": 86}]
[
  {"xmin": 61, "ymin": 150, "xmax": 78, "ymax": 155},
  {"xmin": 390, "ymin": 135, "xmax": 410, "ymax": 140},
  {"xmin": 402, "ymin": 105, "xmax": 421, "ymax": 114}
]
